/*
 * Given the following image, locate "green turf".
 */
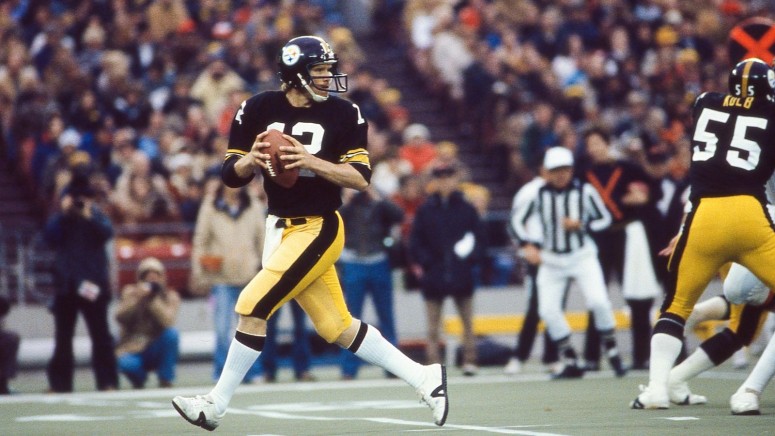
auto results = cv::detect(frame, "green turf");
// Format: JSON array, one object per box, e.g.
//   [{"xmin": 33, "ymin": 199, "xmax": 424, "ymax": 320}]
[{"xmin": 1, "ymin": 363, "xmax": 772, "ymax": 435}]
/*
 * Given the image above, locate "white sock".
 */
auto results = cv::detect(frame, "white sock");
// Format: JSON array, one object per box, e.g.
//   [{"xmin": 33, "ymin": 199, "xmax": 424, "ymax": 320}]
[
  {"xmin": 208, "ymin": 338, "xmax": 261, "ymax": 413},
  {"xmin": 353, "ymin": 325, "xmax": 425, "ymax": 388},
  {"xmin": 648, "ymin": 333, "xmax": 683, "ymax": 393},
  {"xmin": 669, "ymin": 348, "xmax": 713, "ymax": 385},
  {"xmin": 741, "ymin": 334, "xmax": 775, "ymax": 393}
]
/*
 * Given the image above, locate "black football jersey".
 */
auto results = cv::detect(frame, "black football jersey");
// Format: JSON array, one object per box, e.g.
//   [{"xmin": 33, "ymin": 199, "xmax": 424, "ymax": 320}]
[
  {"xmin": 689, "ymin": 92, "xmax": 775, "ymax": 202},
  {"xmin": 222, "ymin": 91, "xmax": 370, "ymax": 217}
]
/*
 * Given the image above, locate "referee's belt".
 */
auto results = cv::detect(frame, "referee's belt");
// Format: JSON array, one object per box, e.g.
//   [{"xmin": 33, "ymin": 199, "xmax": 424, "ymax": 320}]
[{"xmin": 275, "ymin": 217, "xmax": 307, "ymax": 228}]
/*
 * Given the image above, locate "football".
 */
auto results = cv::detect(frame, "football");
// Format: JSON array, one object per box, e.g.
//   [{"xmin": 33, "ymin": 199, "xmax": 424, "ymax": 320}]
[{"xmin": 262, "ymin": 129, "xmax": 299, "ymax": 188}]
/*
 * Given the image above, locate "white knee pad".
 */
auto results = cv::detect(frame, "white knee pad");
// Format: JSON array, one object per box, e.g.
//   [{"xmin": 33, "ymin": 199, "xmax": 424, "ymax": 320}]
[{"xmin": 723, "ymin": 263, "xmax": 770, "ymax": 306}]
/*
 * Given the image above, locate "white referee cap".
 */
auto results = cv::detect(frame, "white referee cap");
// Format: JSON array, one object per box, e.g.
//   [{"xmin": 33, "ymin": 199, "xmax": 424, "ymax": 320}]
[{"xmin": 543, "ymin": 147, "xmax": 574, "ymax": 170}]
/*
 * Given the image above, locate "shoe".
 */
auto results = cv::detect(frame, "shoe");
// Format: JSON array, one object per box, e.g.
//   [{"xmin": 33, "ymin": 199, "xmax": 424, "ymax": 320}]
[
  {"xmin": 551, "ymin": 363, "xmax": 584, "ymax": 380},
  {"xmin": 730, "ymin": 389, "xmax": 760, "ymax": 415},
  {"xmin": 668, "ymin": 381, "xmax": 707, "ymax": 405},
  {"xmin": 580, "ymin": 360, "xmax": 600, "ymax": 372},
  {"xmin": 172, "ymin": 394, "xmax": 225, "ymax": 431},
  {"xmin": 504, "ymin": 357, "xmax": 522, "ymax": 375},
  {"xmin": 608, "ymin": 355, "xmax": 628, "ymax": 378},
  {"xmin": 416, "ymin": 363, "xmax": 448, "ymax": 426},
  {"xmin": 462, "ymin": 363, "xmax": 478, "ymax": 376},
  {"xmin": 630, "ymin": 384, "xmax": 669, "ymax": 409}
]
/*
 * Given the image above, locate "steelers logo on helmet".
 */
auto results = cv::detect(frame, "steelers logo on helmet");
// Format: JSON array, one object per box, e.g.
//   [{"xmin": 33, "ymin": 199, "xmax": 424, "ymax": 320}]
[{"xmin": 281, "ymin": 44, "xmax": 301, "ymax": 66}]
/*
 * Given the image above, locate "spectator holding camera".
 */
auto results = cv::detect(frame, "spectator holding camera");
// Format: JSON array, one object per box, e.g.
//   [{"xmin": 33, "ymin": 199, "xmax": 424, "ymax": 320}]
[
  {"xmin": 0, "ymin": 295, "xmax": 19, "ymax": 395},
  {"xmin": 43, "ymin": 172, "xmax": 119, "ymax": 392},
  {"xmin": 115, "ymin": 257, "xmax": 181, "ymax": 389}
]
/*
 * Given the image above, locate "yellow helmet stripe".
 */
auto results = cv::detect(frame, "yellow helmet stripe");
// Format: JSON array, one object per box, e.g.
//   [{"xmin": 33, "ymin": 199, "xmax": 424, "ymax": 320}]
[{"xmin": 741, "ymin": 60, "xmax": 754, "ymax": 97}]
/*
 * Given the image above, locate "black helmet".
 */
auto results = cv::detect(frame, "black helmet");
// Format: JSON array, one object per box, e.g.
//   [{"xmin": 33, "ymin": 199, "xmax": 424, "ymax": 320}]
[
  {"xmin": 277, "ymin": 36, "xmax": 348, "ymax": 102},
  {"xmin": 728, "ymin": 58, "xmax": 775, "ymax": 100}
]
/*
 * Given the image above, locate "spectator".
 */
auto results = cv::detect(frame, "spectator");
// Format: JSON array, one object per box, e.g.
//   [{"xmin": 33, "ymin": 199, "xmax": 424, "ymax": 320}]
[
  {"xmin": 391, "ymin": 174, "xmax": 426, "ymax": 290},
  {"xmin": 190, "ymin": 184, "xmax": 265, "ymax": 382},
  {"xmin": 519, "ymin": 102, "xmax": 557, "ymax": 173},
  {"xmin": 409, "ymin": 164, "xmax": 484, "ymax": 376},
  {"xmin": 338, "ymin": 186, "xmax": 405, "ymax": 379},
  {"xmin": 114, "ymin": 257, "xmax": 181, "ymax": 389},
  {"xmin": 189, "ymin": 57, "xmax": 246, "ymax": 125},
  {"xmin": 370, "ymin": 147, "xmax": 413, "ymax": 198},
  {"xmin": 580, "ymin": 127, "xmax": 662, "ymax": 371},
  {"xmin": 398, "ymin": 123, "xmax": 437, "ymax": 175},
  {"xmin": 0, "ymin": 295, "xmax": 20, "ymax": 395},
  {"xmin": 42, "ymin": 172, "xmax": 118, "ymax": 392}
]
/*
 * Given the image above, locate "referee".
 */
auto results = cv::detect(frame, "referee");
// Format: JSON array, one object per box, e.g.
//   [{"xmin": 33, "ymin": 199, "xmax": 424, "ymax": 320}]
[{"xmin": 513, "ymin": 147, "xmax": 627, "ymax": 378}]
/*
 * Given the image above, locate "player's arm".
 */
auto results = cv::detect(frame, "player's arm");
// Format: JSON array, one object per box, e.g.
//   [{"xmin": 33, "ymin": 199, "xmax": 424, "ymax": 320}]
[
  {"xmin": 281, "ymin": 134, "xmax": 370, "ymax": 190},
  {"xmin": 280, "ymin": 103, "xmax": 371, "ymax": 190},
  {"xmin": 222, "ymin": 98, "xmax": 271, "ymax": 187}
]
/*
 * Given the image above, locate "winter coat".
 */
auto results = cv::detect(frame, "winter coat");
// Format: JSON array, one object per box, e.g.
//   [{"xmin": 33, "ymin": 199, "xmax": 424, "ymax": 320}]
[{"xmin": 409, "ymin": 191, "xmax": 484, "ymax": 299}]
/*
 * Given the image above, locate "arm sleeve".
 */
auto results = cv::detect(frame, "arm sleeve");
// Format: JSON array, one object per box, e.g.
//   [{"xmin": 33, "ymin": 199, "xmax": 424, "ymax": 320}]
[
  {"xmin": 338, "ymin": 102, "xmax": 371, "ymax": 183},
  {"xmin": 584, "ymin": 183, "xmax": 612, "ymax": 232},
  {"xmin": 511, "ymin": 189, "xmax": 543, "ymax": 247},
  {"xmin": 222, "ymin": 98, "xmax": 258, "ymax": 187}
]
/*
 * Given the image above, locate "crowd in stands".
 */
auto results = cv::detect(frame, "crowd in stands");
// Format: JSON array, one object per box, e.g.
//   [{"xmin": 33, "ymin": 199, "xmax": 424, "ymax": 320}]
[
  {"xmin": 4, "ymin": 0, "xmax": 775, "ymax": 291},
  {"xmin": 0, "ymin": 1, "xmax": 420, "ymax": 227},
  {"xmin": 402, "ymin": 0, "xmax": 774, "ymax": 193}
]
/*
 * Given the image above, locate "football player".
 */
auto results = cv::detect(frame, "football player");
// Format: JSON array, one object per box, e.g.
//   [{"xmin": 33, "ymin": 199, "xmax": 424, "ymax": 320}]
[
  {"xmin": 172, "ymin": 36, "xmax": 448, "ymax": 430},
  {"xmin": 631, "ymin": 58, "xmax": 775, "ymax": 409}
]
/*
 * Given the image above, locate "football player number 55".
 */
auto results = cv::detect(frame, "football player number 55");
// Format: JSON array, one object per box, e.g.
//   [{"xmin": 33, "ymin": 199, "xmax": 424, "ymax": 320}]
[{"xmin": 693, "ymin": 108, "xmax": 767, "ymax": 170}]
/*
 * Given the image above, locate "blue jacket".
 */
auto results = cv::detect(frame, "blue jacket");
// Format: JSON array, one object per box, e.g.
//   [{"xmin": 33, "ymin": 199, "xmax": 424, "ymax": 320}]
[{"xmin": 43, "ymin": 208, "xmax": 114, "ymax": 300}]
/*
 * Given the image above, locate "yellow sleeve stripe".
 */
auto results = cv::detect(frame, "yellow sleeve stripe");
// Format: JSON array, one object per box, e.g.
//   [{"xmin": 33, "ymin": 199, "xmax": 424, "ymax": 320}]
[
  {"xmin": 340, "ymin": 148, "xmax": 370, "ymax": 167},
  {"xmin": 224, "ymin": 149, "xmax": 246, "ymax": 161}
]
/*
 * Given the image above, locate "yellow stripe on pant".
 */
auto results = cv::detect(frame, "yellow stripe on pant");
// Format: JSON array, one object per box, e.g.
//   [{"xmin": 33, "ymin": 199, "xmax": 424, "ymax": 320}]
[
  {"xmin": 235, "ymin": 212, "xmax": 352, "ymax": 343},
  {"xmin": 666, "ymin": 195, "xmax": 775, "ymax": 320}
]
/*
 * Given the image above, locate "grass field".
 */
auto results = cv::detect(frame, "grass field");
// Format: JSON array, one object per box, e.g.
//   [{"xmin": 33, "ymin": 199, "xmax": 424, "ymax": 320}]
[{"xmin": 1, "ymin": 362, "xmax": 773, "ymax": 436}]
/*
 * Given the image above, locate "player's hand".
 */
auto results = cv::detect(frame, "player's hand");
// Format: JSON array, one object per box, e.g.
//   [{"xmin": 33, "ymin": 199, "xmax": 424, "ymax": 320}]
[
  {"xmin": 237, "ymin": 132, "xmax": 272, "ymax": 175},
  {"xmin": 659, "ymin": 234, "xmax": 679, "ymax": 257},
  {"xmin": 279, "ymin": 134, "xmax": 316, "ymax": 170}
]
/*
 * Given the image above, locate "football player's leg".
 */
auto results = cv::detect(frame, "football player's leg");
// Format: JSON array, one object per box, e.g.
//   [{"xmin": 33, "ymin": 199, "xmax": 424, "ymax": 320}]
[
  {"xmin": 724, "ymin": 263, "xmax": 770, "ymax": 305},
  {"xmin": 634, "ymin": 218, "xmax": 725, "ymax": 409},
  {"xmin": 297, "ymin": 272, "xmax": 448, "ymax": 426}
]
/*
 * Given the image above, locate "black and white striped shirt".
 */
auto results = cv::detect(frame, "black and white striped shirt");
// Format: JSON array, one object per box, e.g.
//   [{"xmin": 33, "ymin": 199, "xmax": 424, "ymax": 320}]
[{"xmin": 513, "ymin": 178, "xmax": 611, "ymax": 254}]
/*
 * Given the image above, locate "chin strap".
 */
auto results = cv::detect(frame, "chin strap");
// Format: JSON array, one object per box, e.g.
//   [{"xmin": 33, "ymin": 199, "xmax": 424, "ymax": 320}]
[{"xmin": 296, "ymin": 73, "xmax": 328, "ymax": 102}]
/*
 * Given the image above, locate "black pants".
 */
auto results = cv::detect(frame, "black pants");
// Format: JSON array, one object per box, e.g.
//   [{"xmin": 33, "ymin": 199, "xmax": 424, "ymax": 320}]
[
  {"xmin": 513, "ymin": 265, "xmax": 558, "ymax": 364},
  {"xmin": 0, "ymin": 329, "xmax": 19, "ymax": 393},
  {"xmin": 47, "ymin": 293, "xmax": 118, "ymax": 392}
]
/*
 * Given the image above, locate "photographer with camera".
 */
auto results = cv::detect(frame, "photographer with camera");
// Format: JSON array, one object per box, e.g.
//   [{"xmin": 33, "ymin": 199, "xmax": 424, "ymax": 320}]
[
  {"xmin": 115, "ymin": 257, "xmax": 181, "ymax": 389},
  {"xmin": 43, "ymin": 171, "xmax": 119, "ymax": 392}
]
